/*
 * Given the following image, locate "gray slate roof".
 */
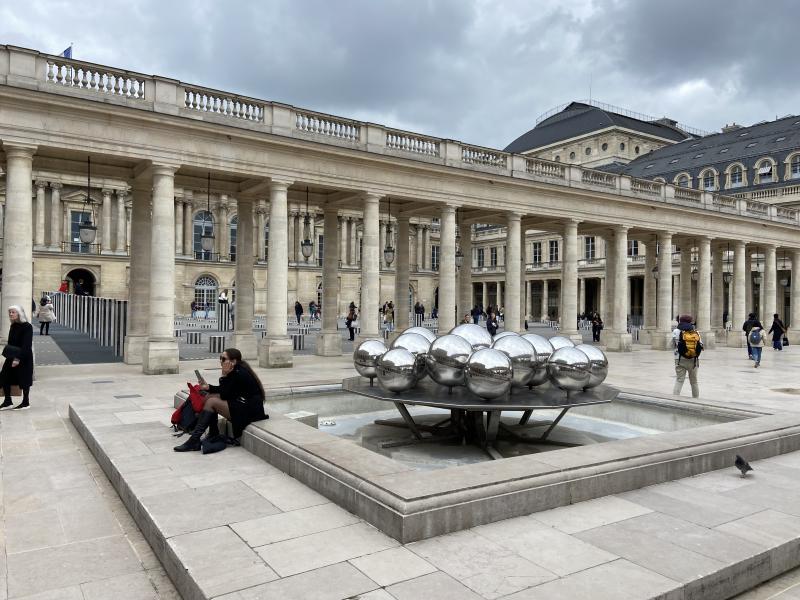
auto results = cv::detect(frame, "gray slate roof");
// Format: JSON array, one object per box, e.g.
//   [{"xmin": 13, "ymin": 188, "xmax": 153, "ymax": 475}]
[
  {"xmin": 610, "ymin": 115, "xmax": 800, "ymax": 192},
  {"xmin": 504, "ymin": 102, "xmax": 693, "ymax": 154}
]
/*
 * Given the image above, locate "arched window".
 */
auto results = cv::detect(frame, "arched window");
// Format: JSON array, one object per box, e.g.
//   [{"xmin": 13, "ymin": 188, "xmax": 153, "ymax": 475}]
[
  {"xmin": 756, "ymin": 160, "xmax": 774, "ymax": 184},
  {"xmin": 569, "ymin": 151, "xmax": 576, "ymax": 160},
  {"xmin": 677, "ymin": 175, "xmax": 690, "ymax": 188},
  {"xmin": 701, "ymin": 170, "xmax": 716, "ymax": 191},
  {"xmin": 193, "ymin": 210, "xmax": 214, "ymax": 260},
  {"xmin": 229, "ymin": 215, "xmax": 238, "ymax": 261},
  {"xmin": 792, "ymin": 155, "xmax": 800, "ymax": 180},
  {"xmin": 193, "ymin": 276, "xmax": 218, "ymax": 314},
  {"xmin": 729, "ymin": 165, "xmax": 743, "ymax": 188}
]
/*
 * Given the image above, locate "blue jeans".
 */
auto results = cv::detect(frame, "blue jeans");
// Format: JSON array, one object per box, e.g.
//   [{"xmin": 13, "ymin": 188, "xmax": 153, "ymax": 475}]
[
  {"xmin": 752, "ymin": 346, "xmax": 763, "ymax": 364},
  {"xmin": 773, "ymin": 339, "xmax": 783, "ymax": 350}
]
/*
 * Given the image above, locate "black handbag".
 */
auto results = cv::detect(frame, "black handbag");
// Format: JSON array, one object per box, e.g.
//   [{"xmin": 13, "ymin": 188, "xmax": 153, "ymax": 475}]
[
  {"xmin": 2, "ymin": 345, "xmax": 21, "ymax": 359},
  {"xmin": 783, "ymin": 336, "xmax": 790, "ymax": 347}
]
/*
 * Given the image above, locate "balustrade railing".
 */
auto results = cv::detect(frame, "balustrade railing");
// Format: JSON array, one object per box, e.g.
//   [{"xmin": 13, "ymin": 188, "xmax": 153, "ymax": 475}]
[
  {"xmin": 461, "ymin": 145, "xmax": 507, "ymax": 168},
  {"xmin": 777, "ymin": 207, "xmax": 798, "ymax": 220},
  {"xmin": 295, "ymin": 111, "xmax": 360, "ymax": 141},
  {"xmin": 45, "ymin": 59, "xmax": 147, "ymax": 100},
  {"xmin": 630, "ymin": 177, "xmax": 662, "ymax": 197},
  {"xmin": 184, "ymin": 87, "xmax": 264, "ymax": 122},
  {"xmin": 385, "ymin": 131, "xmax": 439, "ymax": 156},
  {"xmin": 526, "ymin": 158, "xmax": 566, "ymax": 180},
  {"xmin": 746, "ymin": 200, "xmax": 769, "ymax": 216},
  {"xmin": 581, "ymin": 168, "xmax": 617, "ymax": 188},
  {"xmin": 674, "ymin": 187, "xmax": 702, "ymax": 203},
  {"xmin": 712, "ymin": 194, "xmax": 737, "ymax": 209}
]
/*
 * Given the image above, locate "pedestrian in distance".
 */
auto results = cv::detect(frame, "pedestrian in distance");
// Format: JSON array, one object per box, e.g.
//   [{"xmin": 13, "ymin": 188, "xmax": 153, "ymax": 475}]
[
  {"xmin": 486, "ymin": 311, "xmax": 499, "ymax": 336},
  {"xmin": 345, "ymin": 303, "xmax": 357, "ymax": 341},
  {"xmin": 742, "ymin": 312, "xmax": 759, "ymax": 360},
  {"xmin": 385, "ymin": 301, "xmax": 395, "ymax": 332},
  {"xmin": 0, "ymin": 306, "xmax": 34, "ymax": 410},
  {"xmin": 768, "ymin": 313, "xmax": 787, "ymax": 351},
  {"xmin": 191, "ymin": 300, "xmax": 198, "ymax": 319},
  {"xmin": 294, "ymin": 300, "xmax": 303, "ymax": 324},
  {"xmin": 748, "ymin": 321, "xmax": 766, "ymax": 367},
  {"xmin": 591, "ymin": 312, "xmax": 603, "ymax": 343},
  {"xmin": 471, "ymin": 305, "xmax": 482, "ymax": 325},
  {"xmin": 35, "ymin": 296, "xmax": 56, "ymax": 335},
  {"xmin": 672, "ymin": 314, "xmax": 703, "ymax": 399}
]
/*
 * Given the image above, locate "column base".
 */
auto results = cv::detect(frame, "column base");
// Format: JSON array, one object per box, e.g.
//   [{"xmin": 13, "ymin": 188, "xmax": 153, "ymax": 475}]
[
  {"xmin": 637, "ymin": 328, "xmax": 653, "ymax": 345},
  {"xmin": 316, "ymin": 332, "xmax": 343, "ymax": 357},
  {"xmin": 561, "ymin": 332, "xmax": 584, "ymax": 345},
  {"xmin": 651, "ymin": 331, "xmax": 674, "ymax": 351},
  {"xmin": 727, "ymin": 331, "xmax": 746, "ymax": 348},
  {"xmin": 230, "ymin": 332, "xmax": 258, "ymax": 360},
  {"xmin": 387, "ymin": 331, "xmax": 403, "ymax": 345},
  {"xmin": 699, "ymin": 330, "xmax": 716, "ymax": 350},
  {"xmin": 259, "ymin": 337, "xmax": 293, "ymax": 368},
  {"xmin": 123, "ymin": 334, "xmax": 148, "ymax": 365},
  {"xmin": 142, "ymin": 338, "xmax": 179, "ymax": 375},
  {"xmin": 356, "ymin": 333, "xmax": 382, "ymax": 345},
  {"xmin": 605, "ymin": 332, "xmax": 632, "ymax": 352}
]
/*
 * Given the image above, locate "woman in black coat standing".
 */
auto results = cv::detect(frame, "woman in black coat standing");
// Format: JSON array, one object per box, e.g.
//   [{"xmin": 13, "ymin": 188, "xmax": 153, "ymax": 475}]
[
  {"xmin": 174, "ymin": 347, "xmax": 268, "ymax": 452},
  {"xmin": 0, "ymin": 305, "xmax": 34, "ymax": 410}
]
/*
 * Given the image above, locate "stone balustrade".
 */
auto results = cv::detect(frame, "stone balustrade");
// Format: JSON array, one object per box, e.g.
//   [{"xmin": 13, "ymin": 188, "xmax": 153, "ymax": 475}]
[
  {"xmin": 778, "ymin": 207, "xmax": 798, "ymax": 220},
  {"xmin": 1, "ymin": 44, "xmax": 799, "ymax": 229}
]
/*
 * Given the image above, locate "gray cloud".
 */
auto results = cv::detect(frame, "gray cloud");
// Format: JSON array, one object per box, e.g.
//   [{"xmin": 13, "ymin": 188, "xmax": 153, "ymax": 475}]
[{"xmin": 1, "ymin": 0, "xmax": 797, "ymax": 149}]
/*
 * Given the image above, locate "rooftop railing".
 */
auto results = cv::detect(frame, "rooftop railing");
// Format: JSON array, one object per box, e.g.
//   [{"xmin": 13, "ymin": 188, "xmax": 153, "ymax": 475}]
[{"xmin": 1, "ymin": 45, "xmax": 798, "ymax": 229}]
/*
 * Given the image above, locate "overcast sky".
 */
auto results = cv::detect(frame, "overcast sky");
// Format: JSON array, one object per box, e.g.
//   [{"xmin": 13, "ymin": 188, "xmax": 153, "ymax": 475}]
[{"xmin": 3, "ymin": 0, "xmax": 798, "ymax": 149}]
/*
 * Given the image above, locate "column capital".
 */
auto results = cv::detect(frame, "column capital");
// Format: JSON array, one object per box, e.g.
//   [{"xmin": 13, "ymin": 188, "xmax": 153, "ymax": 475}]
[
  {"xmin": 268, "ymin": 179, "xmax": 292, "ymax": 192},
  {"xmin": 151, "ymin": 163, "xmax": 179, "ymax": 176},
  {"xmin": 50, "ymin": 182, "xmax": 63, "ymax": 190},
  {"xmin": 507, "ymin": 211, "xmax": 523, "ymax": 221},
  {"xmin": 612, "ymin": 225, "xmax": 630, "ymax": 234},
  {"xmin": 182, "ymin": 190, "xmax": 192, "ymax": 202},
  {"xmin": 2, "ymin": 142, "xmax": 37, "ymax": 158},
  {"xmin": 101, "ymin": 188, "xmax": 114, "ymax": 198},
  {"xmin": 35, "ymin": 179, "xmax": 47, "ymax": 190}
]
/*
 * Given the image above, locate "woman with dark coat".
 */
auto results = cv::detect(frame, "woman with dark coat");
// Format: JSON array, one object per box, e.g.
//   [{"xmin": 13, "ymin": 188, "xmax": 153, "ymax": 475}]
[
  {"xmin": 0, "ymin": 305, "xmax": 34, "ymax": 410},
  {"xmin": 174, "ymin": 347, "xmax": 267, "ymax": 452},
  {"xmin": 768, "ymin": 313, "xmax": 787, "ymax": 351}
]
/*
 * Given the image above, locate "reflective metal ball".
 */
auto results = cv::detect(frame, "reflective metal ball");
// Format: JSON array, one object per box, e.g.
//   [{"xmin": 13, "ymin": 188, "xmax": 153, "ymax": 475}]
[
  {"xmin": 450, "ymin": 323, "xmax": 493, "ymax": 350},
  {"xmin": 376, "ymin": 348, "xmax": 418, "ymax": 392},
  {"xmin": 549, "ymin": 336, "xmax": 575, "ymax": 351},
  {"xmin": 492, "ymin": 331, "xmax": 518, "ymax": 342},
  {"xmin": 575, "ymin": 344, "xmax": 609, "ymax": 388},
  {"xmin": 391, "ymin": 332, "xmax": 431, "ymax": 380},
  {"xmin": 521, "ymin": 333, "xmax": 554, "ymax": 386},
  {"xmin": 403, "ymin": 326, "xmax": 436, "ymax": 343},
  {"xmin": 353, "ymin": 339, "xmax": 388, "ymax": 379},
  {"xmin": 492, "ymin": 335, "xmax": 536, "ymax": 387},
  {"xmin": 425, "ymin": 334, "xmax": 473, "ymax": 387},
  {"xmin": 465, "ymin": 348, "xmax": 513, "ymax": 399},
  {"xmin": 547, "ymin": 347, "xmax": 591, "ymax": 391}
]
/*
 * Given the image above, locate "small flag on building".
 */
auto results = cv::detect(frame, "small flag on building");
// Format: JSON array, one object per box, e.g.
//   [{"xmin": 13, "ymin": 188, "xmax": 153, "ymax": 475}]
[{"xmin": 60, "ymin": 45, "xmax": 72, "ymax": 59}]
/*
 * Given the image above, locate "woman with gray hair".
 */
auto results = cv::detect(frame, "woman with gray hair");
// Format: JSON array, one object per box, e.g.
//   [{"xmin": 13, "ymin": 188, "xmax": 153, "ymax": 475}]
[{"xmin": 0, "ymin": 305, "xmax": 34, "ymax": 410}]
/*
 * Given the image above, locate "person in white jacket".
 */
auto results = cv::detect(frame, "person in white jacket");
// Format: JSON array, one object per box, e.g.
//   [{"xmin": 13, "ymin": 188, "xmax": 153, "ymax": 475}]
[{"xmin": 35, "ymin": 296, "xmax": 56, "ymax": 336}]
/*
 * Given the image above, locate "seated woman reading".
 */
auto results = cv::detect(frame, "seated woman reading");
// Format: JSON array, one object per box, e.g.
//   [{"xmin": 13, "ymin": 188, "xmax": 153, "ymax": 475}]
[{"xmin": 174, "ymin": 347, "xmax": 267, "ymax": 452}]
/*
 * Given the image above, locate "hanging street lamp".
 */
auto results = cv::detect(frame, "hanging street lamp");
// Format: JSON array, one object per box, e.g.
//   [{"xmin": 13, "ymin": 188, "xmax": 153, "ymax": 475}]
[
  {"xmin": 78, "ymin": 156, "xmax": 97, "ymax": 244},
  {"xmin": 383, "ymin": 197, "xmax": 395, "ymax": 267},
  {"xmin": 200, "ymin": 172, "xmax": 215, "ymax": 252},
  {"xmin": 300, "ymin": 186, "xmax": 314, "ymax": 260}
]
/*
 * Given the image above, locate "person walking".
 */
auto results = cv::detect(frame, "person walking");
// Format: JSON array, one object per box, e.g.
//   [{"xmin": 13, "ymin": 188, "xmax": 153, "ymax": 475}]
[
  {"xmin": 35, "ymin": 296, "xmax": 56, "ymax": 335},
  {"xmin": 294, "ymin": 301, "xmax": 303, "ymax": 324},
  {"xmin": 672, "ymin": 314, "xmax": 703, "ymax": 398},
  {"xmin": 768, "ymin": 314, "xmax": 787, "ymax": 351},
  {"xmin": 486, "ymin": 311, "xmax": 499, "ymax": 336},
  {"xmin": 0, "ymin": 306, "xmax": 34, "ymax": 410},
  {"xmin": 591, "ymin": 312, "xmax": 603, "ymax": 343},
  {"xmin": 471, "ymin": 305, "xmax": 482, "ymax": 325},
  {"xmin": 742, "ymin": 312, "xmax": 759, "ymax": 360},
  {"xmin": 385, "ymin": 301, "xmax": 395, "ymax": 332},
  {"xmin": 309, "ymin": 301, "xmax": 317, "ymax": 321},
  {"xmin": 190, "ymin": 300, "xmax": 198, "ymax": 319},
  {"xmin": 748, "ymin": 321, "xmax": 766, "ymax": 367},
  {"xmin": 345, "ymin": 303, "xmax": 357, "ymax": 341}
]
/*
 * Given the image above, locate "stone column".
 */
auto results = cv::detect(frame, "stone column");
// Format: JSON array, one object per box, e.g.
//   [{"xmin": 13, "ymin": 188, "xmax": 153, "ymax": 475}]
[
  {"xmin": 680, "ymin": 243, "xmax": 692, "ymax": 316},
  {"xmin": 230, "ymin": 197, "xmax": 258, "ymax": 358},
  {"xmin": 458, "ymin": 220, "xmax": 473, "ymax": 322},
  {"xmin": 116, "ymin": 190, "xmax": 129, "ymax": 253},
  {"xmin": 143, "ymin": 165, "xmax": 179, "ymax": 375},
  {"xmin": 608, "ymin": 226, "xmax": 632, "ymax": 351},
  {"xmin": 653, "ymin": 231, "xmax": 674, "ymax": 350},
  {"xmin": 482, "ymin": 281, "xmax": 488, "ymax": 311},
  {"xmin": 396, "ymin": 215, "xmax": 411, "ymax": 330},
  {"xmin": 541, "ymin": 280, "xmax": 549, "ymax": 321},
  {"xmin": 604, "ymin": 234, "xmax": 615, "ymax": 323},
  {"xmin": 745, "ymin": 251, "xmax": 753, "ymax": 315},
  {"xmin": 339, "ymin": 215, "xmax": 347, "ymax": 267},
  {"xmin": 644, "ymin": 240, "xmax": 657, "ymax": 330},
  {"xmin": 560, "ymin": 219, "xmax": 580, "ymax": 341},
  {"xmin": 358, "ymin": 194, "xmax": 381, "ymax": 340},
  {"xmin": 791, "ymin": 249, "xmax": 800, "ymax": 340},
  {"xmin": 439, "ymin": 206, "xmax": 457, "ymax": 331},
  {"xmin": 504, "ymin": 213, "xmax": 522, "ymax": 332},
  {"xmin": 260, "ymin": 180, "xmax": 293, "ymax": 367},
  {"xmin": 0, "ymin": 144, "xmax": 36, "ymax": 343},
  {"xmin": 49, "ymin": 182, "xmax": 62, "ymax": 250},
  {"xmin": 182, "ymin": 195, "xmax": 193, "ymax": 257},
  {"xmin": 218, "ymin": 196, "xmax": 229, "ymax": 260},
  {"xmin": 34, "ymin": 179, "xmax": 47, "ymax": 248},
  {"xmin": 416, "ymin": 224, "xmax": 424, "ymax": 270},
  {"xmin": 763, "ymin": 245, "xmax": 777, "ymax": 320},
  {"xmin": 99, "ymin": 188, "xmax": 112, "ymax": 253},
  {"xmin": 712, "ymin": 245, "xmax": 725, "ymax": 332},
  {"xmin": 257, "ymin": 203, "xmax": 267, "ymax": 262},
  {"xmin": 422, "ymin": 225, "xmax": 430, "ymax": 270},
  {"xmin": 729, "ymin": 241, "xmax": 747, "ymax": 347},
  {"xmin": 578, "ymin": 278, "xmax": 586, "ymax": 317},
  {"xmin": 174, "ymin": 196, "xmax": 183, "ymax": 255},
  {"xmin": 697, "ymin": 237, "xmax": 715, "ymax": 347},
  {"xmin": 287, "ymin": 211, "xmax": 296, "ymax": 264},
  {"xmin": 317, "ymin": 207, "xmax": 342, "ymax": 356},
  {"xmin": 379, "ymin": 219, "xmax": 387, "ymax": 269}
]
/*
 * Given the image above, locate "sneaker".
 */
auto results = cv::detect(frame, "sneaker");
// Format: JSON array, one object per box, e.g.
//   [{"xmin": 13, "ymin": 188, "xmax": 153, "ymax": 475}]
[
  {"xmin": 0, "ymin": 398, "xmax": 13, "ymax": 409},
  {"xmin": 11, "ymin": 401, "xmax": 29, "ymax": 410},
  {"xmin": 755, "ymin": 362, "xmax": 760, "ymax": 368}
]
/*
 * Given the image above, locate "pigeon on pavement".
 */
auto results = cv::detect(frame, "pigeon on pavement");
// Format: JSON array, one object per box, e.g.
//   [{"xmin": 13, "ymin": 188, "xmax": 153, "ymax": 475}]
[{"xmin": 735, "ymin": 454, "xmax": 753, "ymax": 477}]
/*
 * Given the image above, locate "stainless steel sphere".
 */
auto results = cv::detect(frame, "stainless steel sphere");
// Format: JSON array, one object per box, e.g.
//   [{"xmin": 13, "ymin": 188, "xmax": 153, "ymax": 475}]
[
  {"xmin": 493, "ymin": 331, "xmax": 518, "ymax": 342},
  {"xmin": 403, "ymin": 326, "xmax": 436, "ymax": 343},
  {"xmin": 521, "ymin": 334, "xmax": 554, "ymax": 386},
  {"xmin": 491, "ymin": 335, "xmax": 536, "ymax": 387},
  {"xmin": 376, "ymin": 348, "xmax": 418, "ymax": 392},
  {"xmin": 547, "ymin": 347, "xmax": 591, "ymax": 391},
  {"xmin": 465, "ymin": 348, "xmax": 513, "ymax": 399},
  {"xmin": 575, "ymin": 344, "xmax": 609, "ymax": 388},
  {"xmin": 425, "ymin": 334, "xmax": 473, "ymax": 387},
  {"xmin": 450, "ymin": 323, "xmax": 493, "ymax": 350},
  {"xmin": 549, "ymin": 336, "xmax": 575, "ymax": 351},
  {"xmin": 353, "ymin": 339, "xmax": 388, "ymax": 379},
  {"xmin": 390, "ymin": 332, "xmax": 431, "ymax": 380}
]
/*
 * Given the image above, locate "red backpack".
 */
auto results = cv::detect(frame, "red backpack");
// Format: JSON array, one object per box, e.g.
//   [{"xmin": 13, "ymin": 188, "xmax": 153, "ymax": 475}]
[{"xmin": 170, "ymin": 382, "xmax": 206, "ymax": 433}]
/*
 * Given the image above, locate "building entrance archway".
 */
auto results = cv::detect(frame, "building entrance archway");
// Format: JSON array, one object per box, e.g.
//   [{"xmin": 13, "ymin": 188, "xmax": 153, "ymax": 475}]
[{"xmin": 65, "ymin": 268, "xmax": 96, "ymax": 296}]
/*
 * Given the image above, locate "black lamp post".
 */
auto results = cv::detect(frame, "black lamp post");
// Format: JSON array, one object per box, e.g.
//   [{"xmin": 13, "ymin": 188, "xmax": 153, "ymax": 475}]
[
  {"xmin": 78, "ymin": 156, "xmax": 97, "ymax": 244},
  {"xmin": 454, "ymin": 208, "xmax": 464, "ymax": 268},
  {"xmin": 383, "ymin": 197, "xmax": 395, "ymax": 267},
  {"xmin": 300, "ymin": 187, "xmax": 314, "ymax": 261},
  {"xmin": 200, "ymin": 172, "xmax": 214, "ymax": 253}
]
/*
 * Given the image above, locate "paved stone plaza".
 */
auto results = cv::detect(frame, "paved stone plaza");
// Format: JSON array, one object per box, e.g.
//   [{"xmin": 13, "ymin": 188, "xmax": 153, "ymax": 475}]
[{"xmin": 2, "ymin": 343, "xmax": 800, "ymax": 599}]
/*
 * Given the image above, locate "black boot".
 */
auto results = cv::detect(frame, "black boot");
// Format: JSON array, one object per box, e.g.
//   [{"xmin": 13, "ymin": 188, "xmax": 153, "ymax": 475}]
[
  {"xmin": 174, "ymin": 410, "xmax": 214, "ymax": 452},
  {"xmin": 205, "ymin": 414, "xmax": 220, "ymax": 440},
  {"xmin": 0, "ymin": 398, "xmax": 13, "ymax": 409}
]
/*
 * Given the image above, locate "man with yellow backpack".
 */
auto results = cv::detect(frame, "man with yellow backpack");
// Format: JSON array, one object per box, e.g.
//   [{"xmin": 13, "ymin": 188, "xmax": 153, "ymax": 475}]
[{"xmin": 672, "ymin": 314, "xmax": 704, "ymax": 398}]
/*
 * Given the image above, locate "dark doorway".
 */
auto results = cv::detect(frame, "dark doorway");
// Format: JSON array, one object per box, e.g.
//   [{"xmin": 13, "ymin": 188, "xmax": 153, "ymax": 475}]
[{"xmin": 66, "ymin": 268, "xmax": 96, "ymax": 296}]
